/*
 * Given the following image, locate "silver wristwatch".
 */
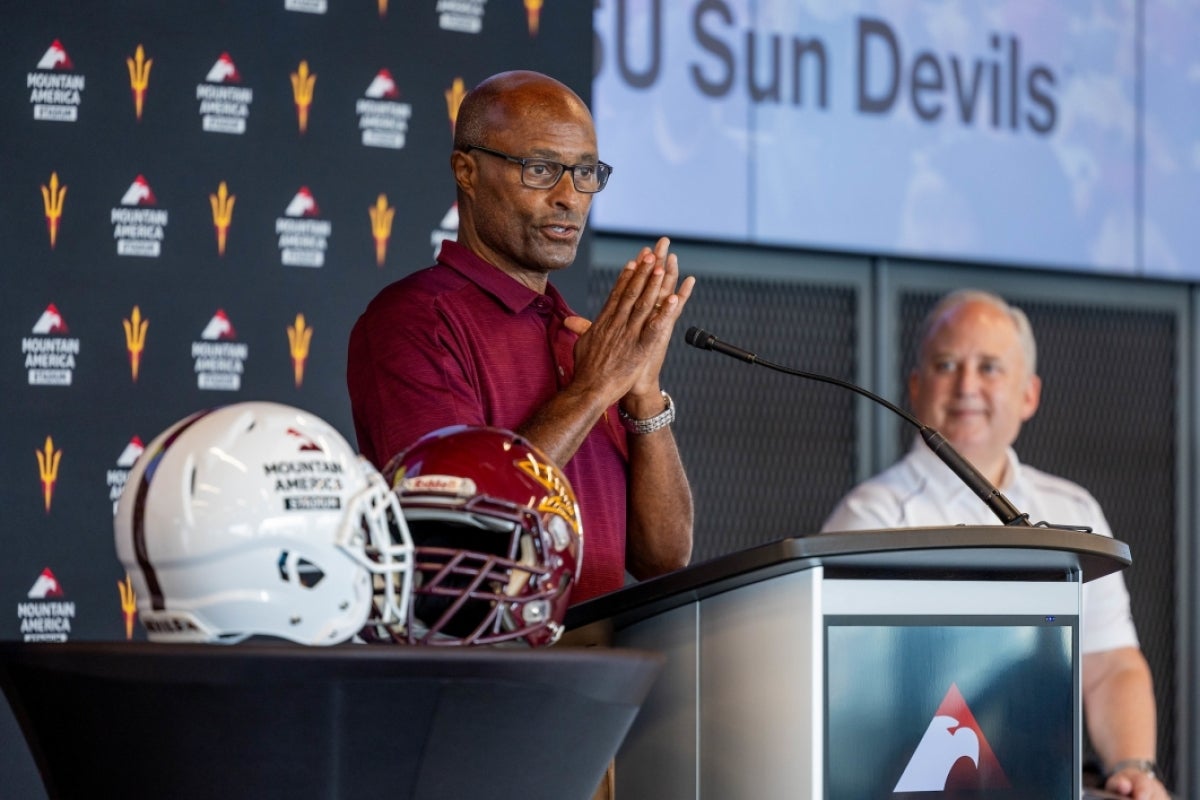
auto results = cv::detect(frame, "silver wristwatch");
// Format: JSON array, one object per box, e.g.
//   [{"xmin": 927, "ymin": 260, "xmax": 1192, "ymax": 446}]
[{"xmin": 618, "ymin": 391, "xmax": 675, "ymax": 435}]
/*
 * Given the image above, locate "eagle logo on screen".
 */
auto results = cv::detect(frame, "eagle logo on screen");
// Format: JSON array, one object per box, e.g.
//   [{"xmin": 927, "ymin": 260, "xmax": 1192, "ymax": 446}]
[{"xmin": 893, "ymin": 683, "xmax": 1010, "ymax": 792}]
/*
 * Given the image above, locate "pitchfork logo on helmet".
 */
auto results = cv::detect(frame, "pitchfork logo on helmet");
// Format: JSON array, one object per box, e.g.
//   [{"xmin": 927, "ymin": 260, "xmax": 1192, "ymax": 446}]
[
  {"xmin": 113, "ymin": 401, "xmax": 414, "ymax": 645},
  {"xmin": 370, "ymin": 426, "xmax": 582, "ymax": 648}
]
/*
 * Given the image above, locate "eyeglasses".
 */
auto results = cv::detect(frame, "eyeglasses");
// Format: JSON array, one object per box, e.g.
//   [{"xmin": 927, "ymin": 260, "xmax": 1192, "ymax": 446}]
[{"xmin": 463, "ymin": 145, "xmax": 612, "ymax": 193}]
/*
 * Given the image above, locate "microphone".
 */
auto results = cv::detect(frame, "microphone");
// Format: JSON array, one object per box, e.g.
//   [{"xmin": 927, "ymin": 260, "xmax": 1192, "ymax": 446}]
[{"xmin": 684, "ymin": 326, "xmax": 1031, "ymax": 527}]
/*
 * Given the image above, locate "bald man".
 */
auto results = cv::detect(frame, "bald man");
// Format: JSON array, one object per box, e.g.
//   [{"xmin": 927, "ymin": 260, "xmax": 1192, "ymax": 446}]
[
  {"xmin": 823, "ymin": 289, "xmax": 1167, "ymax": 799},
  {"xmin": 348, "ymin": 70, "xmax": 694, "ymax": 604}
]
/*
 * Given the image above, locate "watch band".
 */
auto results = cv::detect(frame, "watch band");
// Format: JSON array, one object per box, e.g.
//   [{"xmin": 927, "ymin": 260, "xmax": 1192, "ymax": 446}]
[
  {"xmin": 618, "ymin": 391, "xmax": 674, "ymax": 435},
  {"xmin": 1107, "ymin": 758, "xmax": 1158, "ymax": 779}
]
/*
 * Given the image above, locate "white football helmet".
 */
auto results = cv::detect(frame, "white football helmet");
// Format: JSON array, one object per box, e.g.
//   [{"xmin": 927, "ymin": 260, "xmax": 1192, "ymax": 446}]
[{"xmin": 114, "ymin": 402, "xmax": 414, "ymax": 645}]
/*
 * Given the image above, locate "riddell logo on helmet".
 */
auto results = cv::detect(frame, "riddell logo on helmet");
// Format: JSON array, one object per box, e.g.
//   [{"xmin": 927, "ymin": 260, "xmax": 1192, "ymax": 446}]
[
  {"xmin": 143, "ymin": 615, "xmax": 201, "ymax": 635},
  {"xmin": 404, "ymin": 474, "xmax": 477, "ymax": 496},
  {"xmin": 893, "ymin": 683, "xmax": 1010, "ymax": 792}
]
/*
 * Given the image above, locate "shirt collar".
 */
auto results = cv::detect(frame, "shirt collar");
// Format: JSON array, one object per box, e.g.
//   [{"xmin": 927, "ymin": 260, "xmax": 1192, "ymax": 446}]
[
  {"xmin": 437, "ymin": 240, "xmax": 573, "ymax": 316},
  {"xmin": 907, "ymin": 436, "xmax": 1024, "ymax": 498}
]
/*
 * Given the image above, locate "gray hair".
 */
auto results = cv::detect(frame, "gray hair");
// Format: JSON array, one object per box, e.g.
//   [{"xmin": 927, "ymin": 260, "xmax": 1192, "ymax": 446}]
[{"xmin": 915, "ymin": 289, "xmax": 1038, "ymax": 375}]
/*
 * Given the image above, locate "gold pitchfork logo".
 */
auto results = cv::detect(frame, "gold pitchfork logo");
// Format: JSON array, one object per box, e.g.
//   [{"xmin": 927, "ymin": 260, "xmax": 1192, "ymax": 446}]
[
  {"xmin": 291, "ymin": 60, "xmax": 316, "ymax": 134},
  {"xmin": 118, "ymin": 574, "xmax": 138, "ymax": 640},
  {"xmin": 41, "ymin": 172, "xmax": 67, "ymax": 249},
  {"xmin": 445, "ymin": 77, "xmax": 466, "ymax": 134},
  {"xmin": 525, "ymin": 0, "xmax": 543, "ymax": 36},
  {"xmin": 209, "ymin": 181, "xmax": 235, "ymax": 256},
  {"xmin": 36, "ymin": 436, "xmax": 62, "ymax": 514},
  {"xmin": 288, "ymin": 313, "xmax": 313, "ymax": 388},
  {"xmin": 369, "ymin": 194, "xmax": 394, "ymax": 267},
  {"xmin": 123, "ymin": 306, "xmax": 149, "ymax": 382},
  {"xmin": 126, "ymin": 44, "xmax": 152, "ymax": 120}
]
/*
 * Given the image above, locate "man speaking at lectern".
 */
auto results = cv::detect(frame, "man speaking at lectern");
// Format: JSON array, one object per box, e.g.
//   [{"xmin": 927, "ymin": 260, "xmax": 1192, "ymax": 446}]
[
  {"xmin": 347, "ymin": 71, "xmax": 694, "ymax": 606},
  {"xmin": 822, "ymin": 290, "xmax": 1166, "ymax": 799}
]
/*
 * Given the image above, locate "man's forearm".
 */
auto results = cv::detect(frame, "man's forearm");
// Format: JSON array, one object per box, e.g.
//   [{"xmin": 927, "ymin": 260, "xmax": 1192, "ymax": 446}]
[{"xmin": 624, "ymin": 428, "xmax": 693, "ymax": 579}]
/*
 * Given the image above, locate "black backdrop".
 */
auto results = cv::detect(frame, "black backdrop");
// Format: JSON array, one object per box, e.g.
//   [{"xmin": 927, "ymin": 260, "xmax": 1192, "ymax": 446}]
[
  {"xmin": 1, "ymin": 0, "xmax": 592, "ymax": 646},
  {"xmin": 2, "ymin": 3, "xmax": 591, "ymax": 794}
]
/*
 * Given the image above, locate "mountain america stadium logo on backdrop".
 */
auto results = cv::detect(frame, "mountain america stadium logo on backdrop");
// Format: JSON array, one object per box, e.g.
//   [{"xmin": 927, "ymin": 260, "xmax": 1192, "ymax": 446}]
[
  {"xmin": 438, "ymin": 0, "xmax": 487, "ymax": 33},
  {"xmin": 28, "ymin": 39, "xmax": 86, "ymax": 122},
  {"xmin": 197, "ymin": 53, "xmax": 253, "ymax": 134},
  {"xmin": 23, "ymin": 303, "xmax": 80, "ymax": 386},
  {"xmin": 285, "ymin": 0, "xmax": 327, "ymax": 14},
  {"xmin": 107, "ymin": 436, "xmax": 144, "ymax": 515},
  {"xmin": 192, "ymin": 309, "xmax": 248, "ymax": 391},
  {"xmin": 277, "ymin": 188, "xmax": 331, "ymax": 267},
  {"xmin": 111, "ymin": 175, "xmax": 169, "ymax": 257},
  {"xmin": 893, "ymin": 683, "xmax": 1010, "ymax": 792},
  {"xmin": 431, "ymin": 203, "xmax": 458, "ymax": 259},
  {"xmin": 357, "ymin": 69, "xmax": 412, "ymax": 149},
  {"xmin": 17, "ymin": 568, "xmax": 75, "ymax": 642}
]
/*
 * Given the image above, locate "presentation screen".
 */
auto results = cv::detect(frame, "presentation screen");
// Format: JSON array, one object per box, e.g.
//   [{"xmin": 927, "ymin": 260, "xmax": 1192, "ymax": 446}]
[
  {"xmin": 824, "ymin": 615, "xmax": 1077, "ymax": 799},
  {"xmin": 593, "ymin": 0, "xmax": 1200, "ymax": 277}
]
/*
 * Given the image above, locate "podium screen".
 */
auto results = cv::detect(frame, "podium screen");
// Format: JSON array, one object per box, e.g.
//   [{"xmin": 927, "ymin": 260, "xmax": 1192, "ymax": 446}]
[{"xmin": 824, "ymin": 615, "xmax": 1077, "ymax": 799}]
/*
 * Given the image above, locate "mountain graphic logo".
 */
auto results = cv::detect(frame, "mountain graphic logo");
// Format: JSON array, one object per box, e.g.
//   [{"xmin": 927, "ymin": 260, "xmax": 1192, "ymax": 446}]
[
  {"xmin": 285, "ymin": 187, "xmax": 320, "ymax": 217},
  {"xmin": 206, "ymin": 53, "xmax": 241, "ymax": 83},
  {"xmin": 116, "ymin": 436, "xmax": 145, "ymax": 468},
  {"xmin": 893, "ymin": 683, "xmax": 1010, "ymax": 792},
  {"xmin": 32, "ymin": 304, "xmax": 68, "ymax": 335},
  {"xmin": 365, "ymin": 69, "xmax": 400, "ymax": 99},
  {"xmin": 37, "ymin": 40, "xmax": 73, "ymax": 70},
  {"xmin": 200, "ymin": 309, "xmax": 237, "ymax": 341},
  {"xmin": 28, "ymin": 568, "xmax": 63, "ymax": 599},
  {"xmin": 120, "ymin": 175, "xmax": 157, "ymax": 206}
]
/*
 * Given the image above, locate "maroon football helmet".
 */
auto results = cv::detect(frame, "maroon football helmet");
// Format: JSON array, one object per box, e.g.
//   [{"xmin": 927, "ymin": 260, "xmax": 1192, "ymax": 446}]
[{"xmin": 365, "ymin": 426, "xmax": 582, "ymax": 647}]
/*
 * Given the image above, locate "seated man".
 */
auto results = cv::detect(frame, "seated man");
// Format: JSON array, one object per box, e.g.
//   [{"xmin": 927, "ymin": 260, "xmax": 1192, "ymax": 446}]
[{"xmin": 822, "ymin": 289, "xmax": 1168, "ymax": 799}]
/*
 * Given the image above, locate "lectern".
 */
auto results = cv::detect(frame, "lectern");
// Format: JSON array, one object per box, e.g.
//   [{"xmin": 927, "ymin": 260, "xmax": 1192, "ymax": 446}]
[
  {"xmin": 563, "ymin": 526, "xmax": 1131, "ymax": 800},
  {"xmin": 0, "ymin": 643, "xmax": 661, "ymax": 800}
]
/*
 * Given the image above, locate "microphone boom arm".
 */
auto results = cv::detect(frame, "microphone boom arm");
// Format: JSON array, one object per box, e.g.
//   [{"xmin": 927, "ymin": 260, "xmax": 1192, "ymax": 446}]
[{"xmin": 684, "ymin": 326, "xmax": 1031, "ymax": 527}]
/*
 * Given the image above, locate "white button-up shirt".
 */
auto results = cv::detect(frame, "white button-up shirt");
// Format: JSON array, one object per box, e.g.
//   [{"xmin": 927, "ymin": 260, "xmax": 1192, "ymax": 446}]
[{"xmin": 822, "ymin": 440, "xmax": 1139, "ymax": 654}]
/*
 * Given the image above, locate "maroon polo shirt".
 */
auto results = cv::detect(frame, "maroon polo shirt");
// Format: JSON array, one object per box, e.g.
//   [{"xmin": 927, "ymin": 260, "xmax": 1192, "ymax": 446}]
[{"xmin": 347, "ymin": 239, "xmax": 630, "ymax": 603}]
